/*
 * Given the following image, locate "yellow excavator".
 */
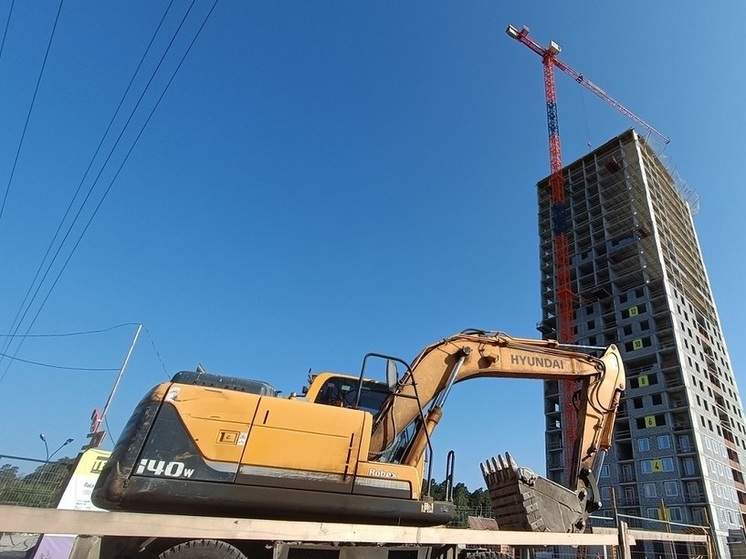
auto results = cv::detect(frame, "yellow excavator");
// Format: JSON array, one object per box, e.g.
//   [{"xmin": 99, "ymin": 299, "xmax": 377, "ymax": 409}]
[{"xmin": 92, "ymin": 329, "xmax": 624, "ymax": 532}]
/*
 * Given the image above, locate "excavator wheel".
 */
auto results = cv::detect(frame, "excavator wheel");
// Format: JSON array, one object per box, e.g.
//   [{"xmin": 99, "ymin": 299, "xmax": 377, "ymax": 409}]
[
  {"xmin": 481, "ymin": 453, "xmax": 589, "ymax": 533},
  {"xmin": 158, "ymin": 540, "xmax": 247, "ymax": 559}
]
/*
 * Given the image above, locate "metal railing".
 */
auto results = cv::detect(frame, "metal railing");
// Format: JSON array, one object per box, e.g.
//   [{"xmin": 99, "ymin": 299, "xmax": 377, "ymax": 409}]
[
  {"xmin": 448, "ymin": 505, "xmax": 494, "ymax": 528},
  {"xmin": 0, "ymin": 454, "xmax": 73, "ymax": 508},
  {"xmin": 590, "ymin": 512, "xmax": 714, "ymax": 559}
]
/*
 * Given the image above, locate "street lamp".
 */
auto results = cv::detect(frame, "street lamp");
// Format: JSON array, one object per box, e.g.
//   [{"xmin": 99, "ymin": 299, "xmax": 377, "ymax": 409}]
[
  {"xmin": 51, "ymin": 438, "xmax": 74, "ymax": 460},
  {"xmin": 39, "ymin": 433, "xmax": 74, "ymax": 462},
  {"xmin": 39, "ymin": 433, "xmax": 49, "ymax": 461}
]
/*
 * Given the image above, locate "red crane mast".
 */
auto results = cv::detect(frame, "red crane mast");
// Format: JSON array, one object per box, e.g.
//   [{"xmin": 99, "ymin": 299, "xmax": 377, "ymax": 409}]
[{"xmin": 505, "ymin": 24, "xmax": 667, "ymax": 482}]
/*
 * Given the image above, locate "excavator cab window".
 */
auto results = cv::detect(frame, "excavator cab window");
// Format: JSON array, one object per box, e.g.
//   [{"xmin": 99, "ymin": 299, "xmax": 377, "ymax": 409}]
[
  {"xmin": 314, "ymin": 376, "xmax": 391, "ymax": 415},
  {"xmin": 379, "ymin": 420, "xmax": 417, "ymax": 464}
]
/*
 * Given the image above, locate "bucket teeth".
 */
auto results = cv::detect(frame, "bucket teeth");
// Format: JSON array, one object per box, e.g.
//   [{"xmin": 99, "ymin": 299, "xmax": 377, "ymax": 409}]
[
  {"xmin": 506, "ymin": 451, "xmax": 518, "ymax": 470},
  {"xmin": 480, "ymin": 452, "xmax": 519, "ymax": 482}
]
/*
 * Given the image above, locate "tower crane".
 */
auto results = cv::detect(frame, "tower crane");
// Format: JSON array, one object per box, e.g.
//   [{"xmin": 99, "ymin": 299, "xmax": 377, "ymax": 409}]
[{"xmin": 505, "ymin": 24, "xmax": 667, "ymax": 483}]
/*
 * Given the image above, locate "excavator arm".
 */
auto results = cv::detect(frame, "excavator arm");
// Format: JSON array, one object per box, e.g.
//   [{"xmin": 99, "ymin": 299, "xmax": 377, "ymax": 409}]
[{"xmin": 369, "ymin": 330, "xmax": 625, "ymax": 492}]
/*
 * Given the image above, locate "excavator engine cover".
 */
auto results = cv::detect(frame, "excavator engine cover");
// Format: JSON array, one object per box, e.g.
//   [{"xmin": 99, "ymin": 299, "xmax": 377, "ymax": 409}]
[{"xmin": 482, "ymin": 453, "xmax": 589, "ymax": 533}]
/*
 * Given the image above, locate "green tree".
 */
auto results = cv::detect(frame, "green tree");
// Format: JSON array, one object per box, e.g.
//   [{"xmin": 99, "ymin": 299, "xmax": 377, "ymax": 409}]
[
  {"xmin": 0, "ymin": 464, "xmax": 19, "ymax": 482},
  {"xmin": 0, "ymin": 464, "xmax": 21, "ymax": 506},
  {"xmin": 452, "ymin": 482, "xmax": 470, "ymax": 507},
  {"xmin": 427, "ymin": 478, "xmax": 448, "ymax": 501},
  {"xmin": 424, "ymin": 480, "xmax": 493, "ymax": 512}
]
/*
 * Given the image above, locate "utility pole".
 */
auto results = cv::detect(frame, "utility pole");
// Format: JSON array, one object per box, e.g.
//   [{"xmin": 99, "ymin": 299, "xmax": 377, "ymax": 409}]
[{"xmin": 87, "ymin": 323, "xmax": 142, "ymax": 448}]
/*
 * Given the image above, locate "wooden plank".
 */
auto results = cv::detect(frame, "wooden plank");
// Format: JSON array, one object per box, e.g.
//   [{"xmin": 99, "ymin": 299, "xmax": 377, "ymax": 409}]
[
  {"xmin": 594, "ymin": 526, "xmax": 708, "ymax": 544},
  {"xmin": 0, "ymin": 506, "xmax": 617, "ymax": 546},
  {"xmin": 0, "ymin": 506, "xmax": 708, "ymax": 547},
  {"xmin": 628, "ymin": 528, "xmax": 709, "ymax": 543}
]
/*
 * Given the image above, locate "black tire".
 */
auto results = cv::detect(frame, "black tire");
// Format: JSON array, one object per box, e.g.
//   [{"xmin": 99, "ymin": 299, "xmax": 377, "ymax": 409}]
[{"xmin": 158, "ymin": 540, "xmax": 247, "ymax": 559}]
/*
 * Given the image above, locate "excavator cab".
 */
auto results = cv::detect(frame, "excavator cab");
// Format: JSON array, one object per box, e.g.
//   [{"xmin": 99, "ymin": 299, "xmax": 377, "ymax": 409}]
[{"xmin": 309, "ymin": 373, "xmax": 392, "ymax": 414}]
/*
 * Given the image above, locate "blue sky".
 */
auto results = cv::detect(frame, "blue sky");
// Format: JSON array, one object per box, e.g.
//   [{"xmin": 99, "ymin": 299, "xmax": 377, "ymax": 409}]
[{"xmin": 0, "ymin": 2, "xmax": 744, "ymax": 491}]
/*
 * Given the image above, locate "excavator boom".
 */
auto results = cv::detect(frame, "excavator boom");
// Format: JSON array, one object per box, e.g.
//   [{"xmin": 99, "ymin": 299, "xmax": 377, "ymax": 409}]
[{"xmin": 369, "ymin": 330, "xmax": 624, "ymax": 490}]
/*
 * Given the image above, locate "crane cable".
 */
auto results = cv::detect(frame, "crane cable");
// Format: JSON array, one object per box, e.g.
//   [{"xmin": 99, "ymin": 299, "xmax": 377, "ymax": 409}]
[{"xmin": 580, "ymin": 88, "xmax": 592, "ymax": 150}]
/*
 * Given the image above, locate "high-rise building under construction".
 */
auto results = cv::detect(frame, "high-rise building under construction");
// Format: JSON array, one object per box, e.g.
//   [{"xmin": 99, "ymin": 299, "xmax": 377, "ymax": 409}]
[{"xmin": 539, "ymin": 129, "xmax": 746, "ymax": 555}]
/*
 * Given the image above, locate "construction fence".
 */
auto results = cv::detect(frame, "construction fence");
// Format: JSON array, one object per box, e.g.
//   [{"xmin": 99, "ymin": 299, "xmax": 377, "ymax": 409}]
[
  {"xmin": 0, "ymin": 454, "xmax": 74, "ymax": 508},
  {"xmin": 459, "ymin": 512, "xmax": 714, "ymax": 559},
  {"xmin": 591, "ymin": 513, "xmax": 714, "ymax": 559},
  {"xmin": 0, "ymin": 455, "xmax": 75, "ymax": 558}
]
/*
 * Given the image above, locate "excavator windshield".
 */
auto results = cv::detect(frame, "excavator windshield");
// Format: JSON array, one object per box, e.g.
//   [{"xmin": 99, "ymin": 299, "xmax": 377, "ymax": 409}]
[{"xmin": 312, "ymin": 375, "xmax": 392, "ymax": 415}]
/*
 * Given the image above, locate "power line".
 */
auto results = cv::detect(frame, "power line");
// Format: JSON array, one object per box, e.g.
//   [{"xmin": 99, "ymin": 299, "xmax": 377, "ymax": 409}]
[
  {"xmin": 0, "ymin": 1, "xmax": 176, "ymax": 367},
  {"xmin": 26, "ymin": 0, "xmax": 220, "ymax": 316},
  {"xmin": 104, "ymin": 415, "xmax": 116, "ymax": 446},
  {"xmin": 0, "ymin": 322, "xmax": 142, "ymax": 382},
  {"xmin": 27, "ymin": 0, "xmax": 217, "ymax": 321},
  {"xmin": 143, "ymin": 325, "xmax": 169, "ymax": 377},
  {"xmin": 0, "ymin": 351, "xmax": 119, "ymax": 372},
  {"xmin": 0, "ymin": 1, "xmax": 15, "ymax": 66},
  {"xmin": 0, "ymin": 322, "xmax": 139, "ymax": 338},
  {"xmin": 0, "ymin": 0, "xmax": 64, "ymax": 226},
  {"xmin": 0, "ymin": 1, "xmax": 217, "ymax": 381},
  {"xmin": 0, "ymin": 321, "xmax": 171, "ymax": 389},
  {"xmin": 0, "ymin": 322, "xmax": 169, "ymax": 383}
]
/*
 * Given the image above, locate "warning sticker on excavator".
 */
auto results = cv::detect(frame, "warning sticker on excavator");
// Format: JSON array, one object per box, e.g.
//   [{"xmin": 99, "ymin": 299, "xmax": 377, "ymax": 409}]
[{"xmin": 217, "ymin": 430, "xmax": 239, "ymax": 444}]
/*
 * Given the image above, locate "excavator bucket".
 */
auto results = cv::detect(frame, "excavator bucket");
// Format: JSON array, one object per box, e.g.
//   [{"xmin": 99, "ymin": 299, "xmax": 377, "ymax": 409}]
[{"xmin": 481, "ymin": 453, "xmax": 589, "ymax": 533}]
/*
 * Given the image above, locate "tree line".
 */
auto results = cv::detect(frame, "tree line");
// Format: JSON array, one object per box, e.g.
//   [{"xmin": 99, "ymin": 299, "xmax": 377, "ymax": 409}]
[{"xmin": 428, "ymin": 479, "xmax": 492, "ymax": 513}]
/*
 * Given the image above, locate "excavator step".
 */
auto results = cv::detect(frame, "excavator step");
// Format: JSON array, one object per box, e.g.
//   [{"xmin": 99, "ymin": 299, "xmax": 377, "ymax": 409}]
[{"xmin": 481, "ymin": 453, "xmax": 588, "ymax": 533}]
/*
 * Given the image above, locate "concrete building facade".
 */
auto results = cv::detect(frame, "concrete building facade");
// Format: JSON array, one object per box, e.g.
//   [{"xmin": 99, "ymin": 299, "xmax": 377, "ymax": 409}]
[{"xmin": 538, "ymin": 129, "xmax": 746, "ymax": 556}]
